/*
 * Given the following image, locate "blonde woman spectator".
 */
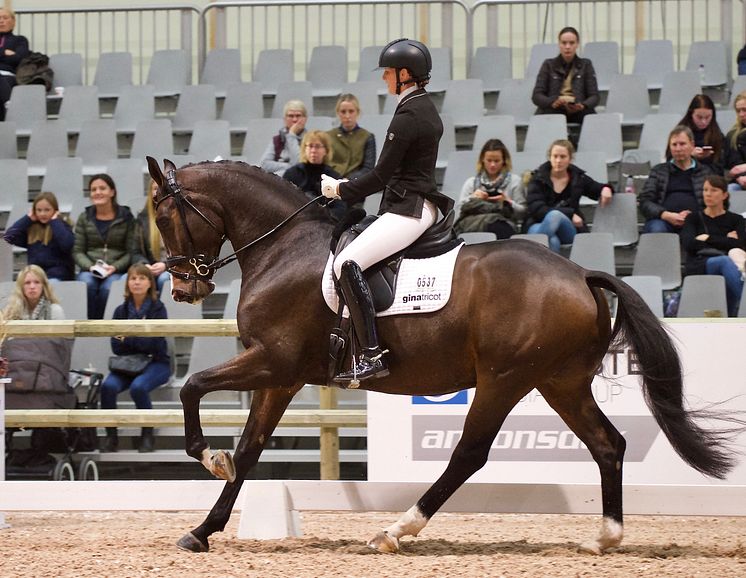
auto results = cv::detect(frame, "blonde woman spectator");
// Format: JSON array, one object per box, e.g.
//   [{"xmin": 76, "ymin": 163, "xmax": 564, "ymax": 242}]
[
  {"xmin": 723, "ymin": 90, "xmax": 746, "ymax": 192},
  {"xmin": 134, "ymin": 179, "xmax": 170, "ymax": 295},
  {"xmin": 3, "ymin": 191, "xmax": 75, "ymax": 281},
  {"xmin": 326, "ymin": 93, "xmax": 376, "ymax": 180}
]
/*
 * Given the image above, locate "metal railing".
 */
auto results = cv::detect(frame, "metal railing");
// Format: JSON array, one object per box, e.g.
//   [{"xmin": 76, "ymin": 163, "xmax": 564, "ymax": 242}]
[
  {"xmin": 9, "ymin": 2, "xmax": 746, "ymax": 86},
  {"xmin": 14, "ymin": 5, "xmax": 201, "ymax": 85}
]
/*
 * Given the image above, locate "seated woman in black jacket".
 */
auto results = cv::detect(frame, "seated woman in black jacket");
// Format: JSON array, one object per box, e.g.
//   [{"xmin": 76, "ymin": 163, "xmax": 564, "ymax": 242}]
[
  {"xmin": 525, "ymin": 139, "xmax": 613, "ymax": 252},
  {"xmin": 681, "ymin": 175, "xmax": 746, "ymax": 317},
  {"xmin": 283, "ymin": 129, "xmax": 345, "ymax": 220},
  {"xmin": 0, "ymin": 8, "xmax": 29, "ymax": 121},
  {"xmin": 101, "ymin": 263, "xmax": 170, "ymax": 453}
]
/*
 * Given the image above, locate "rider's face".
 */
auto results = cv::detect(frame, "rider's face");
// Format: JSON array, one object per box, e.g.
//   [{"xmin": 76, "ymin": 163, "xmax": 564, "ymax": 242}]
[{"xmin": 383, "ymin": 67, "xmax": 413, "ymax": 95}]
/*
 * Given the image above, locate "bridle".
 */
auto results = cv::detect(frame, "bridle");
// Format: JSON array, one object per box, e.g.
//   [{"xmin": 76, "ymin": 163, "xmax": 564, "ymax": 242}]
[{"xmin": 154, "ymin": 168, "xmax": 322, "ymax": 284}]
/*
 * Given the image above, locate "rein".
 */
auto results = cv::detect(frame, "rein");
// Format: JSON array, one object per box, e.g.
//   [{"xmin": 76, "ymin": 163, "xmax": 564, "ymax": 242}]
[{"xmin": 156, "ymin": 168, "xmax": 323, "ymax": 282}]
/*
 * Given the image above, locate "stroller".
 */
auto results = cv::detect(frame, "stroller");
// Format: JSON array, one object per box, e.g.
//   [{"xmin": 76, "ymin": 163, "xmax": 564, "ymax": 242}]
[{"xmin": 3, "ymin": 333, "xmax": 104, "ymax": 481}]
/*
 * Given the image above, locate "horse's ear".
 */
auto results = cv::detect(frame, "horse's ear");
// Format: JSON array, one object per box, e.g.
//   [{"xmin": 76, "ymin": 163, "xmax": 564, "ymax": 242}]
[
  {"xmin": 164, "ymin": 158, "xmax": 177, "ymax": 174},
  {"xmin": 146, "ymin": 156, "xmax": 164, "ymax": 187}
]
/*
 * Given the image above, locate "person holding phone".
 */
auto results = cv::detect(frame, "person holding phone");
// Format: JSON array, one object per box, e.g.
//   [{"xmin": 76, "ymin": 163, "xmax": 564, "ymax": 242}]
[{"xmin": 674, "ymin": 94, "xmax": 725, "ymax": 174}]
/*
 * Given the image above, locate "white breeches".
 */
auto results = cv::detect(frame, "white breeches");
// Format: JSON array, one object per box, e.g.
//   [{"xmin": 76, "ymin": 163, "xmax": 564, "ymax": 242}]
[{"xmin": 333, "ymin": 200, "xmax": 438, "ymax": 278}]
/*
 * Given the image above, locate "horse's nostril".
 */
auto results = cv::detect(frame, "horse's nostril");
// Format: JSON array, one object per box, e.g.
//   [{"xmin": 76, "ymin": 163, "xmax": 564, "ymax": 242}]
[{"xmin": 172, "ymin": 289, "xmax": 193, "ymax": 303}]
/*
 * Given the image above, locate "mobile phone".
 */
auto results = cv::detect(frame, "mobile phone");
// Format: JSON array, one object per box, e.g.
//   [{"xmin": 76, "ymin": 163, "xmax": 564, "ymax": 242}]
[{"xmin": 701, "ymin": 145, "xmax": 713, "ymax": 150}]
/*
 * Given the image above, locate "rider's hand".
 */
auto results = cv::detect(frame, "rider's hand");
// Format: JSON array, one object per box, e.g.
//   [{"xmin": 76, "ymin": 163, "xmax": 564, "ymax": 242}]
[{"xmin": 321, "ymin": 174, "xmax": 343, "ymax": 199}]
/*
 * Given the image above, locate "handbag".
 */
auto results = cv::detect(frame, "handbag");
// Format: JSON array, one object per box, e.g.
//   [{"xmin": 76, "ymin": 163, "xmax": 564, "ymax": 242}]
[
  {"xmin": 108, "ymin": 353, "xmax": 151, "ymax": 377},
  {"xmin": 696, "ymin": 247, "xmax": 726, "ymax": 257}
]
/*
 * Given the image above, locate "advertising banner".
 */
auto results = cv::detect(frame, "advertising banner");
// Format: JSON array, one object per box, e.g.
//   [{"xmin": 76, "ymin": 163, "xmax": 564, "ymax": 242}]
[{"xmin": 368, "ymin": 321, "xmax": 746, "ymax": 485}]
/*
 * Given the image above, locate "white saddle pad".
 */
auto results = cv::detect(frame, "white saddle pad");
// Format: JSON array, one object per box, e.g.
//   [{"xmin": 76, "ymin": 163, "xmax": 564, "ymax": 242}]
[{"xmin": 322, "ymin": 243, "xmax": 464, "ymax": 317}]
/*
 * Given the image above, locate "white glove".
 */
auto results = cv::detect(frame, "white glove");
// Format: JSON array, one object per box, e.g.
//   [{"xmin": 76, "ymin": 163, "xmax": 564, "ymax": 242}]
[{"xmin": 321, "ymin": 174, "xmax": 344, "ymax": 199}]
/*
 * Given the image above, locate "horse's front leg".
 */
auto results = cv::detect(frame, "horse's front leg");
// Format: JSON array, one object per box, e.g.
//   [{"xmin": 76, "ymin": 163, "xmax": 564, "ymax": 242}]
[
  {"xmin": 180, "ymin": 348, "xmax": 281, "ymax": 480},
  {"xmin": 178, "ymin": 385, "xmax": 302, "ymax": 553}
]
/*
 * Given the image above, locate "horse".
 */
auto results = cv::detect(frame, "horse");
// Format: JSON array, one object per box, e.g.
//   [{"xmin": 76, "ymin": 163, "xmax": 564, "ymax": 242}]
[{"xmin": 146, "ymin": 157, "xmax": 735, "ymax": 555}]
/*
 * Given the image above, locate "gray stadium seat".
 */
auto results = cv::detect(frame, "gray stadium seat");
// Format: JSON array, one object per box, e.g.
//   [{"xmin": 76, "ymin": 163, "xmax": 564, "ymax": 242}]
[
  {"xmin": 42, "ymin": 157, "xmax": 85, "ymax": 215},
  {"xmin": 75, "ymin": 119, "xmax": 118, "ymax": 175},
  {"xmin": 219, "ymin": 82, "xmax": 264, "ymax": 133},
  {"xmin": 253, "ymin": 48, "xmax": 294, "ymax": 96},
  {"xmin": 58, "ymin": 85, "xmax": 99, "ymax": 134},
  {"xmin": 113, "ymin": 84, "xmax": 156, "ymax": 134},
  {"xmin": 582, "ymin": 41, "xmax": 619, "ymax": 92},
  {"xmin": 569, "ymin": 232, "xmax": 615, "ymax": 275},
  {"xmin": 93, "ymin": 52, "xmax": 133, "ymax": 99},
  {"xmin": 577, "ymin": 112, "xmax": 623, "ymax": 165},
  {"xmin": 146, "ymin": 49, "xmax": 189, "ymax": 98},
  {"xmin": 621, "ymin": 275, "xmax": 664, "ymax": 317},
  {"xmin": 5, "ymin": 84, "xmax": 46, "ymax": 137},
  {"xmin": 632, "ymin": 233, "xmax": 682, "ymax": 290},
  {"xmin": 632, "ymin": 39, "xmax": 674, "ymax": 90},
  {"xmin": 188, "ymin": 120, "xmax": 231, "ymax": 161},
  {"xmin": 427, "ymin": 47, "xmax": 452, "ymax": 94},
  {"xmin": 307, "ymin": 45, "xmax": 348, "ymax": 98},
  {"xmin": 200, "ymin": 48, "xmax": 242, "ymax": 98},
  {"xmin": 472, "ymin": 115, "xmax": 517, "ymax": 156},
  {"xmin": 468, "ymin": 46, "xmax": 512, "ymax": 93},
  {"xmin": 172, "ymin": 84, "xmax": 218, "ymax": 134},
  {"xmin": 523, "ymin": 115, "xmax": 567, "ymax": 153},
  {"xmin": 524, "ymin": 43, "xmax": 556, "ymax": 81},
  {"xmin": 27, "ymin": 122, "xmax": 70, "ymax": 177},
  {"xmin": 604, "ymin": 74, "xmax": 651, "ymax": 127},
  {"xmin": 494, "ymin": 80, "xmax": 538, "ymax": 127},
  {"xmin": 270, "ymin": 81, "xmax": 314, "ymax": 118},
  {"xmin": 677, "ymin": 275, "xmax": 727, "ymax": 317},
  {"xmin": 441, "ymin": 79, "xmax": 485, "ymax": 128},
  {"xmin": 49, "ymin": 53, "xmax": 84, "ymax": 88},
  {"xmin": 657, "ymin": 71, "xmax": 701, "ymax": 116},
  {"xmin": 685, "ymin": 41, "xmax": 729, "ymax": 89},
  {"xmin": 442, "ymin": 150, "xmax": 479, "ymax": 202},
  {"xmin": 590, "ymin": 192, "xmax": 639, "ymax": 246},
  {"xmin": 460, "ymin": 232, "xmax": 496, "ymax": 244},
  {"xmin": 356, "ymin": 45, "xmax": 385, "ymax": 85}
]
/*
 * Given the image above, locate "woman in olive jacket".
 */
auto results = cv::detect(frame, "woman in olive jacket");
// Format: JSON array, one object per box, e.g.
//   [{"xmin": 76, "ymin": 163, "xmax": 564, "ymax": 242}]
[{"xmin": 73, "ymin": 174, "xmax": 137, "ymax": 319}]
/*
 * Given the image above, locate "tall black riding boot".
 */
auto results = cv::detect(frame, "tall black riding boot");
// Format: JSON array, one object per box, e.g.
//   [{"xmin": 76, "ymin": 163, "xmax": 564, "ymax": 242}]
[
  {"xmin": 103, "ymin": 427, "xmax": 118, "ymax": 453},
  {"xmin": 333, "ymin": 260, "xmax": 389, "ymax": 383},
  {"xmin": 139, "ymin": 427, "xmax": 155, "ymax": 453}
]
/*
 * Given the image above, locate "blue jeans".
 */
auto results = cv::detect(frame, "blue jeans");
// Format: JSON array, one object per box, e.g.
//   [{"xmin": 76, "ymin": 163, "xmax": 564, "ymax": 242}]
[
  {"xmin": 705, "ymin": 256, "xmax": 744, "ymax": 317},
  {"xmin": 78, "ymin": 271, "xmax": 124, "ymax": 319},
  {"xmin": 527, "ymin": 210, "xmax": 577, "ymax": 252},
  {"xmin": 642, "ymin": 219, "xmax": 676, "ymax": 234},
  {"xmin": 101, "ymin": 360, "xmax": 171, "ymax": 410}
]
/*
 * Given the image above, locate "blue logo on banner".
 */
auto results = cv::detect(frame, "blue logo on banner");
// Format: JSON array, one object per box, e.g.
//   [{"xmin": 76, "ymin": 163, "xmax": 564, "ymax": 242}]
[{"xmin": 412, "ymin": 391, "xmax": 468, "ymax": 405}]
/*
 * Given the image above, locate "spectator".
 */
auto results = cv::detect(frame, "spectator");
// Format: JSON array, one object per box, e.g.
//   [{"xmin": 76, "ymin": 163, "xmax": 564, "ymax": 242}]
[
  {"xmin": 1, "ymin": 265, "xmax": 74, "ymax": 412},
  {"xmin": 673, "ymin": 94, "xmax": 724, "ymax": 174},
  {"xmin": 133, "ymin": 179, "xmax": 170, "ymax": 295},
  {"xmin": 681, "ymin": 175, "xmax": 746, "ymax": 317},
  {"xmin": 101, "ymin": 263, "xmax": 170, "ymax": 453},
  {"xmin": 73, "ymin": 174, "xmax": 137, "ymax": 319},
  {"xmin": 0, "ymin": 8, "xmax": 29, "ymax": 121},
  {"xmin": 723, "ymin": 90, "xmax": 746, "ymax": 192},
  {"xmin": 524, "ymin": 139, "xmax": 613, "ymax": 252},
  {"xmin": 283, "ymin": 130, "xmax": 346, "ymax": 221},
  {"xmin": 639, "ymin": 125, "xmax": 714, "ymax": 234},
  {"xmin": 531, "ymin": 26, "xmax": 599, "ymax": 126},
  {"xmin": 454, "ymin": 138, "xmax": 527, "ymax": 239},
  {"xmin": 260, "ymin": 99, "xmax": 308, "ymax": 176},
  {"xmin": 326, "ymin": 93, "xmax": 376, "ymax": 180},
  {"xmin": 3, "ymin": 191, "xmax": 75, "ymax": 281}
]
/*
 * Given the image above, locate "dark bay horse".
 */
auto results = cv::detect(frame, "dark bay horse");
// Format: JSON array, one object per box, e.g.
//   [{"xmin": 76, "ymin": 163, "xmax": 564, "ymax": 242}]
[{"xmin": 146, "ymin": 157, "xmax": 734, "ymax": 555}]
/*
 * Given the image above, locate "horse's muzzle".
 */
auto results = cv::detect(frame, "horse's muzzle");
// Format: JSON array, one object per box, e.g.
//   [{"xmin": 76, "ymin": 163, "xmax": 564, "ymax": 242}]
[{"xmin": 171, "ymin": 279, "xmax": 215, "ymax": 304}]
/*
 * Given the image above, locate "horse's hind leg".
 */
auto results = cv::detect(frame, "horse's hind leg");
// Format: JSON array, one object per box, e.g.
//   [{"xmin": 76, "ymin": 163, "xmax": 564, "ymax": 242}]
[
  {"xmin": 542, "ymin": 379, "xmax": 626, "ymax": 554},
  {"xmin": 368, "ymin": 385, "xmax": 526, "ymax": 553},
  {"xmin": 178, "ymin": 386, "xmax": 301, "ymax": 553}
]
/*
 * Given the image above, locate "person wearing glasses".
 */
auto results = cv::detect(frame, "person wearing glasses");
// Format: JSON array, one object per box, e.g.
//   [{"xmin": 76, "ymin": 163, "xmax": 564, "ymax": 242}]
[
  {"xmin": 283, "ymin": 130, "xmax": 345, "ymax": 220},
  {"xmin": 260, "ymin": 99, "xmax": 308, "ymax": 176}
]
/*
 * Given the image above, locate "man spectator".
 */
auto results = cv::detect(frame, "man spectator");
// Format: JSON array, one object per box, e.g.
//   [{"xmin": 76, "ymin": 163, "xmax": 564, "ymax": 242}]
[{"xmin": 639, "ymin": 125, "xmax": 714, "ymax": 234}]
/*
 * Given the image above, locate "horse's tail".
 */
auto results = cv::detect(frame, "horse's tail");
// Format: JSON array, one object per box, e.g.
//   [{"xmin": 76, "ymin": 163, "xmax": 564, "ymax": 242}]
[{"xmin": 586, "ymin": 270, "xmax": 734, "ymax": 479}]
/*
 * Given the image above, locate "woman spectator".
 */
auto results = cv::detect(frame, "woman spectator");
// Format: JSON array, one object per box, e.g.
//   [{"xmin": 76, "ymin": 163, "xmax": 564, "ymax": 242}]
[
  {"xmin": 3, "ymin": 191, "xmax": 75, "ymax": 281},
  {"xmin": 326, "ymin": 93, "xmax": 376, "ymax": 180},
  {"xmin": 283, "ymin": 130, "xmax": 346, "ymax": 221},
  {"xmin": 525, "ymin": 139, "xmax": 613, "ymax": 252},
  {"xmin": 101, "ymin": 263, "xmax": 170, "ymax": 453},
  {"xmin": 134, "ymin": 179, "xmax": 170, "ymax": 295},
  {"xmin": 0, "ymin": 8, "xmax": 29, "ymax": 121},
  {"xmin": 681, "ymin": 175, "xmax": 746, "ymax": 317},
  {"xmin": 723, "ymin": 90, "xmax": 746, "ymax": 192},
  {"xmin": 672, "ymin": 94, "xmax": 724, "ymax": 173},
  {"xmin": 73, "ymin": 174, "xmax": 137, "ymax": 319},
  {"xmin": 531, "ymin": 26, "xmax": 598, "ymax": 126},
  {"xmin": 1, "ymin": 265, "xmax": 74, "ymax": 412},
  {"xmin": 454, "ymin": 139, "xmax": 526, "ymax": 239},
  {"xmin": 260, "ymin": 99, "xmax": 308, "ymax": 176}
]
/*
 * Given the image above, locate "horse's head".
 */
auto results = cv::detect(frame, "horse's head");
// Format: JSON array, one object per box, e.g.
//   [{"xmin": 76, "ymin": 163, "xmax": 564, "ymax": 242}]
[{"xmin": 147, "ymin": 156, "xmax": 226, "ymax": 304}]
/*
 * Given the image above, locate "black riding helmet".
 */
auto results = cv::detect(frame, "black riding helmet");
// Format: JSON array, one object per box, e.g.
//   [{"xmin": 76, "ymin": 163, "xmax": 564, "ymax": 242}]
[{"xmin": 378, "ymin": 38, "xmax": 432, "ymax": 94}]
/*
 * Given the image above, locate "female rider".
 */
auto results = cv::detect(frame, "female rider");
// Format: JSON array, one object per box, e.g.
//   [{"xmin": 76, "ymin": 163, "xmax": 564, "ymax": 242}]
[{"xmin": 321, "ymin": 38, "xmax": 453, "ymax": 383}]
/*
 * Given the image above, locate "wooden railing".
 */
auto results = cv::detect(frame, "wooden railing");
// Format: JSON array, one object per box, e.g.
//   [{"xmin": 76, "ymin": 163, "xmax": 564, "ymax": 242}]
[{"xmin": 2, "ymin": 320, "xmax": 365, "ymax": 479}]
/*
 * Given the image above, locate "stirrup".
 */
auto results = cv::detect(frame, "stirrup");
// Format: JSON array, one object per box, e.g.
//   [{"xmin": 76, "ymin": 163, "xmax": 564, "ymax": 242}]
[{"xmin": 332, "ymin": 349, "xmax": 390, "ymax": 386}]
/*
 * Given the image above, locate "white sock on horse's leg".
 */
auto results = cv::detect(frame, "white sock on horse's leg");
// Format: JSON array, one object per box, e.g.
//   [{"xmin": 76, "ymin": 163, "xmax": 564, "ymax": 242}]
[
  {"xmin": 385, "ymin": 504, "xmax": 428, "ymax": 539},
  {"xmin": 580, "ymin": 516, "xmax": 624, "ymax": 554}
]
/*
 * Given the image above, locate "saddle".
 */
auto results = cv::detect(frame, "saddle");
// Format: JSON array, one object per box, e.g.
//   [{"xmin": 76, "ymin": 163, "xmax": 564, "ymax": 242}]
[{"xmin": 332, "ymin": 209, "xmax": 459, "ymax": 311}]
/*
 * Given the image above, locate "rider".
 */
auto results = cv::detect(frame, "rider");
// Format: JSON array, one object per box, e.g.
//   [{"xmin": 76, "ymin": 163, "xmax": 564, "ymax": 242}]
[{"xmin": 321, "ymin": 38, "xmax": 454, "ymax": 383}]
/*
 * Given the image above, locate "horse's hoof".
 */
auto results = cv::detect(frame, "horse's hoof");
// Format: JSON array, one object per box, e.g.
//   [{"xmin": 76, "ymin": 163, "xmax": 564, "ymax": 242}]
[
  {"xmin": 176, "ymin": 532, "xmax": 209, "ymax": 553},
  {"xmin": 578, "ymin": 540, "xmax": 602, "ymax": 555},
  {"xmin": 211, "ymin": 450, "xmax": 236, "ymax": 482},
  {"xmin": 367, "ymin": 531, "xmax": 399, "ymax": 553}
]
